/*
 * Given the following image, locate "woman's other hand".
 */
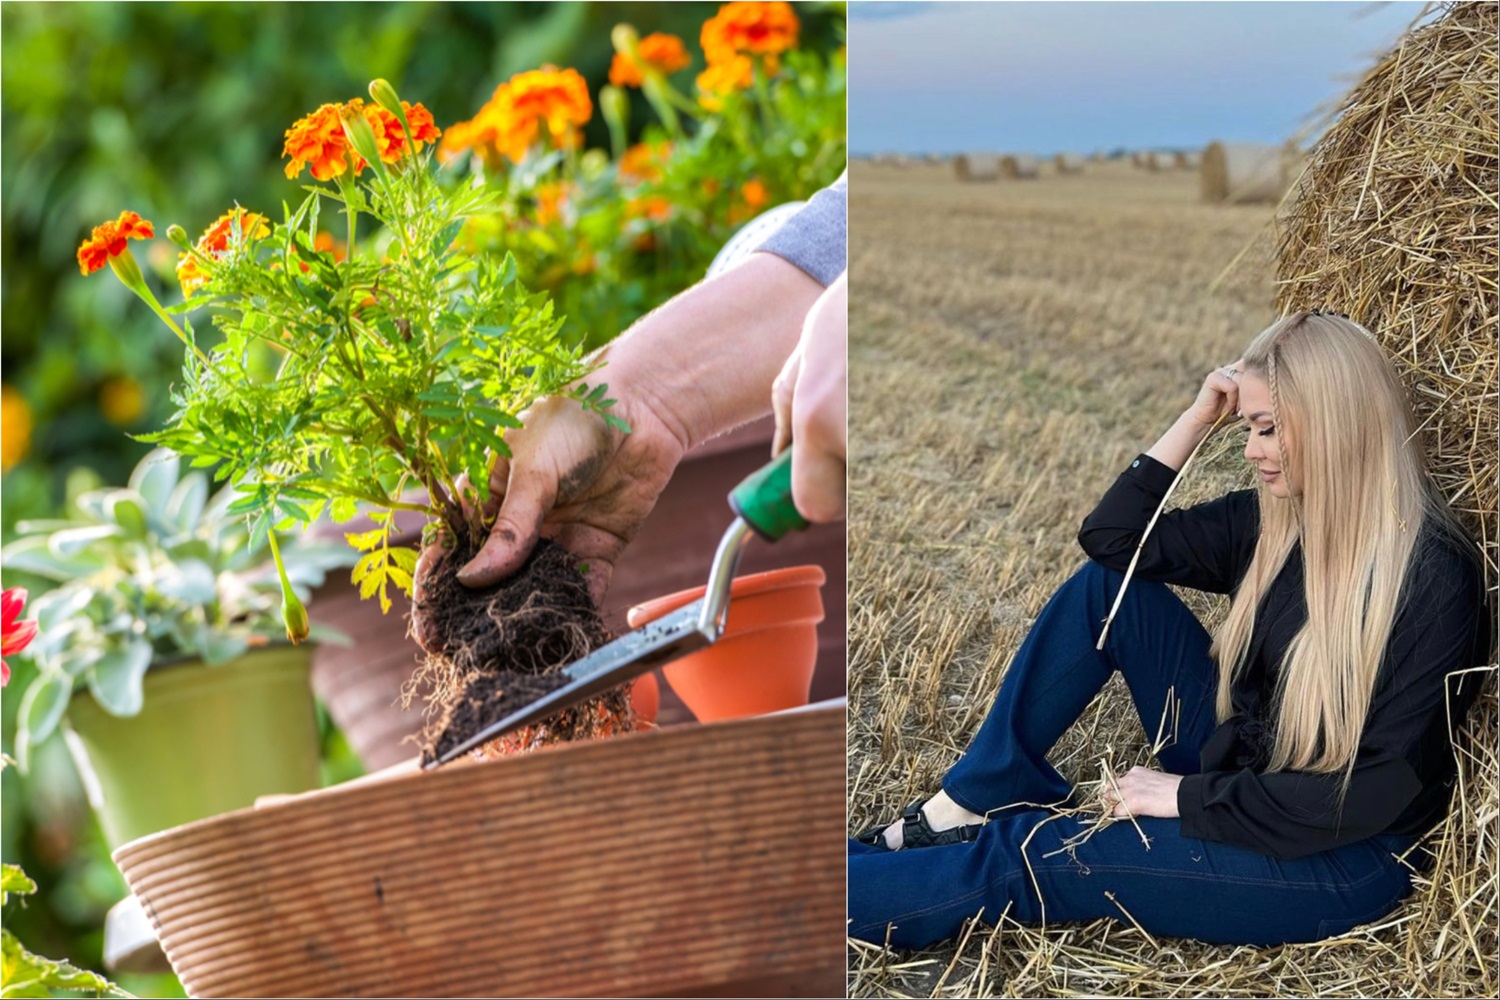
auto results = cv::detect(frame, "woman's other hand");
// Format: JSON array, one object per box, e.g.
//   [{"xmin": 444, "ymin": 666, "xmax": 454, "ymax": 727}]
[{"xmin": 1101, "ymin": 765, "xmax": 1184, "ymax": 819}]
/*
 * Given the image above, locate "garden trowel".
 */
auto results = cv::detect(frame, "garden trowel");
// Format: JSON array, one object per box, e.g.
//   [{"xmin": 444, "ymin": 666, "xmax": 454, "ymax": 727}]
[{"xmin": 423, "ymin": 447, "xmax": 808, "ymax": 768}]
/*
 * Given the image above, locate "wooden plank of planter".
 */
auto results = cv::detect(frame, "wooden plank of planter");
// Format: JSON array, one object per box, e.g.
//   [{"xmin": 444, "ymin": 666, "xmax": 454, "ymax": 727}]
[{"xmin": 114, "ymin": 706, "xmax": 846, "ymax": 999}]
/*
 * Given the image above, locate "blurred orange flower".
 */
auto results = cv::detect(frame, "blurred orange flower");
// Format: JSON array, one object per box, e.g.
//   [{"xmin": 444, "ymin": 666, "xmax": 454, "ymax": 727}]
[
  {"xmin": 176, "ymin": 207, "xmax": 270, "ymax": 296},
  {"xmin": 99, "ymin": 376, "xmax": 145, "ymax": 426},
  {"xmin": 534, "ymin": 180, "xmax": 572, "ymax": 226},
  {"xmin": 442, "ymin": 67, "xmax": 592, "ymax": 167},
  {"xmin": 609, "ymin": 32, "xmax": 691, "ymax": 88},
  {"xmin": 696, "ymin": 54, "xmax": 754, "ymax": 110},
  {"xmin": 701, "ymin": 2, "xmax": 799, "ymax": 64},
  {"xmin": 77, "ymin": 211, "xmax": 154, "ymax": 275},
  {"xmin": 728, "ymin": 177, "xmax": 770, "ymax": 225},
  {"xmin": 1, "ymin": 385, "xmax": 30, "ymax": 473},
  {"xmin": 618, "ymin": 140, "xmax": 672, "ymax": 184},
  {"xmin": 284, "ymin": 98, "xmax": 441, "ymax": 181}
]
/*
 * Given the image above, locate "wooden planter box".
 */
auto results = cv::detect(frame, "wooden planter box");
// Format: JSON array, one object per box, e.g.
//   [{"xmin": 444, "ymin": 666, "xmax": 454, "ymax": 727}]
[
  {"xmin": 309, "ymin": 417, "xmax": 847, "ymax": 768},
  {"xmin": 113, "ymin": 705, "xmax": 846, "ymax": 998}
]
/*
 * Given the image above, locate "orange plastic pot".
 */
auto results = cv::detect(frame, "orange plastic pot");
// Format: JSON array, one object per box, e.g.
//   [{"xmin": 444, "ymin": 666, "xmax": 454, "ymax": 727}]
[
  {"xmin": 627, "ymin": 565, "xmax": 826, "ymax": 722},
  {"xmin": 630, "ymin": 673, "xmax": 659, "ymax": 729}
]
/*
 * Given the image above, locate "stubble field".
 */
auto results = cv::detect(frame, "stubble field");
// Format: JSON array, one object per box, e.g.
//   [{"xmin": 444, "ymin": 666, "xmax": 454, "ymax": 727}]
[{"xmin": 844, "ymin": 159, "xmax": 1459, "ymax": 997}]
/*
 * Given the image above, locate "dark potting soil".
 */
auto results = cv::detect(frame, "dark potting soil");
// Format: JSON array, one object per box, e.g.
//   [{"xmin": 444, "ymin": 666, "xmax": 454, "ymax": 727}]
[
  {"xmin": 420, "ymin": 670, "xmax": 572, "ymax": 765},
  {"xmin": 413, "ymin": 536, "xmax": 633, "ymax": 763}
]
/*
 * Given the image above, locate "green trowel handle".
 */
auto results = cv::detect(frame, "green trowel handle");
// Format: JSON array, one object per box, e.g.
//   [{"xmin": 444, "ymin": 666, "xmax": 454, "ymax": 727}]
[{"xmin": 728, "ymin": 448, "xmax": 810, "ymax": 542}]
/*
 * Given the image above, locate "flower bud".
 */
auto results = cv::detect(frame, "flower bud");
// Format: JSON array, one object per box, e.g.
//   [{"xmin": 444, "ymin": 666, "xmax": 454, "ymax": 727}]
[
  {"xmin": 166, "ymin": 224, "xmax": 191, "ymax": 250},
  {"xmin": 281, "ymin": 585, "xmax": 311, "ymax": 645},
  {"xmin": 339, "ymin": 105, "xmax": 385, "ymax": 175},
  {"xmin": 368, "ymin": 79, "xmax": 412, "ymax": 140},
  {"xmin": 106, "ymin": 248, "xmax": 149, "ymax": 297},
  {"xmin": 600, "ymin": 85, "xmax": 630, "ymax": 152},
  {"xmin": 611, "ymin": 23, "xmax": 640, "ymax": 57}
]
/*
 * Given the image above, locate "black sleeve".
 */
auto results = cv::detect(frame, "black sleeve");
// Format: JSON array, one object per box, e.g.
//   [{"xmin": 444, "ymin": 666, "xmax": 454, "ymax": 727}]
[
  {"xmin": 1077, "ymin": 454, "xmax": 1258, "ymax": 594},
  {"xmin": 1176, "ymin": 539, "xmax": 1486, "ymax": 859}
]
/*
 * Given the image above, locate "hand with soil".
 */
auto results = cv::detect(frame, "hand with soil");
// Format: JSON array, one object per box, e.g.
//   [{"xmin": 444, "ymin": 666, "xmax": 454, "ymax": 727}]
[{"xmin": 411, "ymin": 251, "xmax": 827, "ymax": 653}]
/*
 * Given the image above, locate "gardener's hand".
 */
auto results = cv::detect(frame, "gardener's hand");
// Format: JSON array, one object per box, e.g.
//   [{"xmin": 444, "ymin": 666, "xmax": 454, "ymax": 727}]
[
  {"xmin": 772, "ymin": 271, "xmax": 847, "ymax": 523},
  {"xmin": 1101, "ymin": 766, "xmax": 1183, "ymax": 820},
  {"xmin": 411, "ymin": 389, "xmax": 689, "ymax": 648}
]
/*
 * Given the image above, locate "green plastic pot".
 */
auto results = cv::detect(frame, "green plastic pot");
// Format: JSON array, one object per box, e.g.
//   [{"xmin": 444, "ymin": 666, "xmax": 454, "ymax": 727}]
[{"xmin": 64, "ymin": 644, "xmax": 323, "ymax": 849}]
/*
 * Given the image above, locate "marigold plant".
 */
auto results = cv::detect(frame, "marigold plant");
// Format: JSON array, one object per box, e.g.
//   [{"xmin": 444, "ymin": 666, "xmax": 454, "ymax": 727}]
[
  {"xmin": 443, "ymin": 2, "xmax": 845, "ymax": 353},
  {"xmin": 81, "ymin": 80, "xmax": 623, "ymax": 641}
]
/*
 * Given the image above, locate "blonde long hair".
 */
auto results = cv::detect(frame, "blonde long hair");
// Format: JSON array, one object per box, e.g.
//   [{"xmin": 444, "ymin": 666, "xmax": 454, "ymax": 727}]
[{"xmin": 1211, "ymin": 311, "xmax": 1452, "ymax": 775}]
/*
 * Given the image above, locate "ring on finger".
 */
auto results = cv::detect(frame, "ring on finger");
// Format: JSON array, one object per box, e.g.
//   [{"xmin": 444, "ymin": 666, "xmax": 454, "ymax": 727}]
[{"xmin": 1221, "ymin": 366, "xmax": 1239, "ymax": 377}]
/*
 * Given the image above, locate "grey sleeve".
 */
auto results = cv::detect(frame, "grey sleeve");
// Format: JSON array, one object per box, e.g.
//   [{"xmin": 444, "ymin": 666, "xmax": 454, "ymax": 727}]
[{"xmin": 754, "ymin": 169, "xmax": 848, "ymax": 287}]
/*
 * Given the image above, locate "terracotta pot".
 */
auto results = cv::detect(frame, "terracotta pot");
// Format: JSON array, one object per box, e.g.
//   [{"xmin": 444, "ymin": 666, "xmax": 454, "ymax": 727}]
[
  {"xmin": 113, "ymin": 706, "xmax": 847, "ymax": 998},
  {"xmin": 628, "ymin": 566, "xmax": 825, "ymax": 722}
]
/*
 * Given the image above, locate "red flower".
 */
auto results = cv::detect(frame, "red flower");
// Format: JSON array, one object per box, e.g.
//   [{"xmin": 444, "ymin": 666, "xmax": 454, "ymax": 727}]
[{"xmin": 2, "ymin": 587, "xmax": 38, "ymax": 687}]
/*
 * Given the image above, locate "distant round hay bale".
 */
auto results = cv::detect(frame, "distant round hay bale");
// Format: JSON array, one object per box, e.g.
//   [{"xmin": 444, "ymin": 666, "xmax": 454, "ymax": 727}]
[
  {"xmin": 1000, "ymin": 154, "xmax": 1039, "ymax": 179},
  {"xmin": 1200, "ymin": 141, "xmax": 1288, "ymax": 203},
  {"xmin": 1145, "ymin": 150, "xmax": 1177, "ymax": 171},
  {"xmin": 1277, "ymin": 2, "xmax": 1497, "ymax": 578},
  {"xmin": 924, "ymin": 153, "xmax": 944, "ymax": 166},
  {"xmin": 1054, "ymin": 153, "xmax": 1085, "ymax": 174},
  {"xmin": 1130, "ymin": 150, "xmax": 1146, "ymax": 168},
  {"xmin": 1175, "ymin": 150, "xmax": 1200, "ymax": 169},
  {"xmin": 953, "ymin": 153, "xmax": 1000, "ymax": 182}
]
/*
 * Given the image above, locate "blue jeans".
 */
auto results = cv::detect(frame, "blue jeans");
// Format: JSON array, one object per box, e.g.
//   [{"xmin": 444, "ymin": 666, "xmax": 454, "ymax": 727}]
[{"xmin": 848, "ymin": 562, "xmax": 1417, "ymax": 949}]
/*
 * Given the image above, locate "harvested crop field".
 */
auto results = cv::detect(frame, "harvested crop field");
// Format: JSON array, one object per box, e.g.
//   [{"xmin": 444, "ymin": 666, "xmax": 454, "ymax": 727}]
[{"xmin": 846, "ymin": 156, "xmax": 1496, "ymax": 997}]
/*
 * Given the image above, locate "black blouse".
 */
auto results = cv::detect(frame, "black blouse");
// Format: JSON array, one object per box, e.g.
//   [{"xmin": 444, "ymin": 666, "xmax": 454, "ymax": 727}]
[{"xmin": 1077, "ymin": 454, "xmax": 1489, "ymax": 860}]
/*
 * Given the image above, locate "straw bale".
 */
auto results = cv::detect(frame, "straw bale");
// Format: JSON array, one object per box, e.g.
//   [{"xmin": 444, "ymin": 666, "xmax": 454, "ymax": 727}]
[
  {"xmin": 1175, "ymin": 150, "xmax": 1200, "ymax": 169},
  {"xmin": 1277, "ymin": 1, "xmax": 1496, "ymax": 583},
  {"xmin": 1145, "ymin": 149, "xmax": 1177, "ymax": 171},
  {"xmin": 1200, "ymin": 141, "xmax": 1289, "ymax": 202},
  {"xmin": 954, "ymin": 153, "xmax": 1001, "ymax": 182},
  {"xmin": 1001, "ymin": 154, "xmax": 1040, "ymax": 179},
  {"xmin": 1054, "ymin": 153, "xmax": 1086, "ymax": 174}
]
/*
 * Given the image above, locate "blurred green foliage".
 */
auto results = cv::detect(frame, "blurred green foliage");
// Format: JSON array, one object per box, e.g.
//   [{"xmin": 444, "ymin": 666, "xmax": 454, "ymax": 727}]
[{"xmin": 0, "ymin": 3, "xmax": 844, "ymax": 991}]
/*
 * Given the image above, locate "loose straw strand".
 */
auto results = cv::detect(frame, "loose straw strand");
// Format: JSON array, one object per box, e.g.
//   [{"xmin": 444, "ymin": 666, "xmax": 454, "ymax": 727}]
[{"xmin": 1096, "ymin": 414, "xmax": 1231, "ymax": 650}]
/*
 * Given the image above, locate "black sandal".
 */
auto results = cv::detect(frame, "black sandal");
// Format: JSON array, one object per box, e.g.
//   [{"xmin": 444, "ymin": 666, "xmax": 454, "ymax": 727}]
[{"xmin": 855, "ymin": 800, "xmax": 985, "ymax": 850}]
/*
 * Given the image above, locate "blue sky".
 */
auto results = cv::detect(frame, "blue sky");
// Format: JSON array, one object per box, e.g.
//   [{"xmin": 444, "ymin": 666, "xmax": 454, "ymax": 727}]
[{"xmin": 849, "ymin": 1, "xmax": 1427, "ymax": 155}]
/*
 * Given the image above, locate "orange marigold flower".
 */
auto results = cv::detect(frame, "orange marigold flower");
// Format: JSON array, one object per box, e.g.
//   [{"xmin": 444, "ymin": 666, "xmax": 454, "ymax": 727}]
[
  {"xmin": 701, "ymin": 1, "xmax": 799, "ymax": 64},
  {"xmin": 368, "ymin": 100, "xmax": 442, "ymax": 162},
  {"xmin": 618, "ymin": 140, "xmax": 672, "ymax": 184},
  {"xmin": 696, "ymin": 54, "xmax": 755, "ymax": 111},
  {"xmin": 176, "ymin": 207, "xmax": 270, "ymax": 296},
  {"xmin": 77, "ymin": 210, "xmax": 155, "ymax": 275},
  {"xmin": 609, "ymin": 32, "xmax": 691, "ymax": 88},
  {"xmin": 284, "ymin": 102, "xmax": 358, "ymax": 181},
  {"xmin": 443, "ymin": 67, "xmax": 592, "ymax": 166}
]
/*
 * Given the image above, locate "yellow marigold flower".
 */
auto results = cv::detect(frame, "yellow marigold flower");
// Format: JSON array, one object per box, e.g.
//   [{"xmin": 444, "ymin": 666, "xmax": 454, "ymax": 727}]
[
  {"xmin": 176, "ymin": 207, "xmax": 270, "ymax": 297},
  {"xmin": 1, "ymin": 385, "xmax": 31, "ymax": 473},
  {"xmin": 77, "ymin": 211, "xmax": 154, "ymax": 276},
  {"xmin": 442, "ymin": 67, "xmax": 592, "ymax": 167},
  {"xmin": 701, "ymin": 1, "xmax": 799, "ymax": 64},
  {"xmin": 609, "ymin": 32, "xmax": 691, "ymax": 88},
  {"xmin": 618, "ymin": 140, "xmax": 672, "ymax": 184},
  {"xmin": 99, "ymin": 376, "xmax": 145, "ymax": 426},
  {"xmin": 696, "ymin": 54, "xmax": 755, "ymax": 111}
]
